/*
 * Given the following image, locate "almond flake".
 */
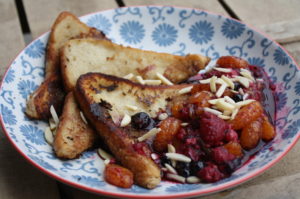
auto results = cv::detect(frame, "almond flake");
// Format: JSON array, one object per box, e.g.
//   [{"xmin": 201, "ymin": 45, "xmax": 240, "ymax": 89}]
[
  {"xmin": 204, "ymin": 107, "xmax": 222, "ymax": 116},
  {"xmin": 50, "ymin": 105, "xmax": 59, "ymax": 125},
  {"xmin": 216, "ymin": 84, "xmax": 227, "ymax": 97},
  {"xmin": 235, "ymin": 76, "xmax": 250, "ymax": 88},
  {"xmin": 216, "ymin": 100, "xmax": 235, "ymax": 111},
  {"xmin": 180, "ymin": 123, "xmax": 189, "ymax": 127},
  {"xmin": 218, "ymin": 115, "xmax": 231, "ymax": 120},
  {"xmin": 165, "ymin": 163, "xmax": 177, "ymax": 174},
  {"xmin": 199, "ymin": 78, "xmax": 211, "ymax": 84},
  {"xmin": 49, "ymin": 118, "xmax": 57, "ymax": 131},
  {"xmin": 136, "ymin": 76, "xmax": 145, "ymax": 85},
  {"xmin": 214, "ymin": 67, "xmax": 232, "ymax": 73},
  {"xmin": 168, "ymin": 144, "xmax": 176, "ymax": 153},
  {"xmin": 186, "ymin": 176, "xmax": 201, "ymax": 183},
  {"xmin": 158, "ymin": 113, "xmax": 168, "ymax": 120},
  {"xmin": 210, "ymin": 76, "xmax": 217, "ymax": 92},
  {"xmin": 240, "ymin": 69, "xmax": 255, "ymax": 81},
  {"xmin": 123, "ymin": 73, "xmax": 134, "ymax": 80},
  {"xmin": 178, "ymin": 86, "xmax": 193, "ymax": 94},
  {"xmin": 221, "ymin": 75, "xmax": 235, "ymax": 89},
  {"xmin": 243, "ymin": 93, "xmax": 249, "ymax": 100},
  {"xmin": 223, "ymin": 110, "xmax": 232, "ymax": 116},
  {"xmin": 166, "ymin": 173, "xmax": 186, "ymax": 183},
  {"xmin": 165, "ymin": 153, "xmax": 191, "ymax": 163},
  {"xmin": 80, "ymin": 111, "xmax": 88, "ymax": 124},
  {"xmin": 120, "ymin": 114, "xmax": 131, "ymax": 127},
  {"xmin": 156, "ymin": 72, "xmax": 173, "ymax": 85},
  {"xmin": 97, "ymin": 148, "xmax": 113, "ymax": 160},
  {"xmin": 208, "ymin": 98, "xmax": 222, "ymax": 105},
  {"xmin": 104, "ymin": 159, "xmax": 111, "ymax": 165},
  {"xmin": 143, "ymin": 79, "xmax": 162, "ymax": 85},
  {"xmin": 44, "ymin": 127, "xmax": 54, "ymax": 145},
  {"xmin": 231, "ymin": 108, "xmax": 240, "ymax": 120},
  {"xmin": 125, "ymin": 104, "xmax": 138, "ymax": 111},
  {"xmin": 239, "ymin": 88, "xmax": 245, "ymax": 95},
  {"xmin": 137, "ymin": 128, "xmax": 161, "ymax": 142},
  {"xmin": 151, "ymin": 153, "xmax": 159, "ymax": 160},
  {"xmin": 224, "ymin": 96, "xmax": 236, "ymax": 105},
  {"xmin": 235, "ymin": 99, "xmax": 255, "ymax": 107}
]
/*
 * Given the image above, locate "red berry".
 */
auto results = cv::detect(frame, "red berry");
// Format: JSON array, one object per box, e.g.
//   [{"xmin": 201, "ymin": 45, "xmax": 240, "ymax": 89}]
[{"xmin": 198, "ymin": 163, "xmax": 224, "ymax": 182}]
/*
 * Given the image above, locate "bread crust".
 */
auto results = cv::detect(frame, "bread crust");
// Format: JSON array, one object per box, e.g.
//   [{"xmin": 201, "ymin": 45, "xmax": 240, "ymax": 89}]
[
  {"xmin": 61, "ymin": 39, "xmax": 210, "ymax": 91},
  {"xmin": 74, "ymin": 73, "xmax": 192, "ymax": 189},
  {"xmin": 53, "ymin": 92, "xmax": 96, "ymax": 159}
]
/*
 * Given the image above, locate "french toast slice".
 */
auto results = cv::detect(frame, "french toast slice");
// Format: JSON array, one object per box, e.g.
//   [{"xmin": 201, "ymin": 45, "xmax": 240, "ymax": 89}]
[
  {"xmin": 74, "ymin": 72, "xmax": 192, "ymax": 189},
  {"xmin": 53, "ymin": 92, "xmax": 96, "ymax": 159},
  {"xmin": 61, "ymin": 38, "xmax": 210, "ymax": 91},
  {"xmin": 25, "ymin": 74, "xmax": 65, "ymax": 119},
  {"xmin": 26, "ymin": 11, "xmax": 107, "ymax": 120}
]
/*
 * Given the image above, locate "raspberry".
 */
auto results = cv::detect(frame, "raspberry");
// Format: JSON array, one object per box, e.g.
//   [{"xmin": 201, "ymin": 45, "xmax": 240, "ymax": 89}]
[
  {"xmin": 199, "ymin": 112, "xmax": 228, "ymax": 147},
  {"xmin": 104, "ymin": 164, "xmax": 133, "ymax": 188},
  {"xmin": 153, "ymin": 117, "xmax": 181, "ymax": 152},
  {"xmin": 198, "ymin": 163, "xmax": 224, "ymax": 182},
  {"xmin": 210, "ymin": 146, "xmax": 235, "ymax": 164},
  {"xmin": 225, "ymin": 129, "xmax": 239, "ymax": 142}
]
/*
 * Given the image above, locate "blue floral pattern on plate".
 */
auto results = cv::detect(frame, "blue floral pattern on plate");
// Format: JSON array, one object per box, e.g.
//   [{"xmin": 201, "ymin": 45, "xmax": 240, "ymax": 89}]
[
  {"xmin": 0, "ymin": 6, "xmax": 299, "ymax": 198},
  {"xmin": 221, "ymin": 18, "xmax": 245, "ymax": 39},
  {"xmin": 120, "ymin": 20, "xmax": 145, "ymax": 44},
  {"xmin": 189, "ymin": 21, "xmax": 214, "ymax": 44},
  {"xmin": 152, "ymin": 23, "xmax": 177, "ymax": 46}
]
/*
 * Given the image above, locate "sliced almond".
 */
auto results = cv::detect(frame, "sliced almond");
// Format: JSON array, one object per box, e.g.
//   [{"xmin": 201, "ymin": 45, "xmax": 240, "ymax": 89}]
[
  {"xmin": 104, "ymin": 159, "xmax": 111, "ymax": 165},
  {"xmin": 204, "ymin": 107, "xmax": 222, "ymax": 116},
  {"xmin": 49, "ymin": 118, "xmax": 57, "ymax": 131},
  {"xmin": 165, "ymin": 153, "xmax": 191, "ymax": 163},
  {"xmin": 80, "ymin": 111, "xmax": 88, "ymax": 124},
  {"xmin": 125, "ymin": 104, "xmax": 138, "ymax": 111},
  {"xmin": 218, "ymin": 115, "xmax": 231, "ymax": 120},
  {"xmin": 221, "ymin": 75, "xmax": 235, "ymax": 89},
  {"xmin": 143, "ymin": 79, "xmax": 162, "ymax": 85},
  {"xmin": 137, "ymin": 128, "xmax": 161, "ymax": 142},
  {"xmin": 199, "ymin": 78, "xmax": 211, "ymax": 84},
  {"xmin": 240, "ymin": 69, "xmax": 255, "ymax": 81},
  {"xmin": 235, "ymin": 76, "xmax": 250, "ymax": 88},
  {"xmin": 165, "ymin": 163, "xmax": 177, "ymax": 174},
  {"xmin": 208, "ymin": 98, "xmax": 222, "ymax": 105},
  {"xmin": 180, "ymin": 122, "xmax": 189, "ymax": 127},
  {"xmin": 123, "ymin": 73, "xmax": 134, "ymax": 80},
  {"xmin": 186, "ymin": 176, "xmax": 201, "ymax": 183},
  {"xmin": 97, "ymin": 148, "xmax": 113, "ymax": 160},
  {"xmin": 168, "ymin": 144, "xmax": 176, "ymax": 153},
  {"xmin": 166, "ymin": 173, "xmax": 186, "ymax": 183},
  {"xmin": 156, "ymin": 72, "xmax": 173, "ymax": 85},
  {"xmin": 216, "ymin": 100, "xmax": 235, "ymax": 111},
  {"xmin": 178, "ymin": 86, "xmax": 193, "ymax": 94},
  {"xmin": 216, "ymin": 84, "xmax": 227, "ymax": 97},
  {"xmin": 210, "ymin": 76, "xmax": 217, "ymax": 93},
  {"xmin": 214, "ymin": 67, "xmax": 232, "ymax": 73},
  {"xmin": 158, "ymin": 113, "xmax": 168, "ymax": 120},
  {"xmin": 120, "ymin": 114, "xmax": 131, "ymax": 127},
  {"xmin": 231, "ymin": 108, "xmax": 240, "ymax": 120},
  {"xmin": 136, "ymin": 76, "xmax": 145, "ymax": 85},
  {"xmin": 50, "ymin": 105, "xmax": 59, "ymax": 125},
  {"xmin": 235, "ymin": 99, "xmax": 255, "ymax": 107},
  {"xmin": 44, "ymin": 127, "xmax": 54, "ymax": 145},
  {"xmin": 224, "ymin": 96, "xmax": 236, "ymax": 105}
]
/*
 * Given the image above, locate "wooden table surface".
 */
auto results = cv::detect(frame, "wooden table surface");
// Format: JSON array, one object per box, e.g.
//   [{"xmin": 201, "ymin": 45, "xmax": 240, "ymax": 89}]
[{"xmin": 0, "ymin": 0, "xmax": 299, "ymax": 198}]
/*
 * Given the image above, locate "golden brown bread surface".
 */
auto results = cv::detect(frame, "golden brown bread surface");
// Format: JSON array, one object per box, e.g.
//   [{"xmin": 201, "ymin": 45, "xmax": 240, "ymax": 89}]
[
  {"xmin": 25, "ymin": 74, "xmax": 65, "ymax": 119},
  {"xmin": 45, "ymin": 11, "xmax": 107, "ymax": 77},
  {"xmin": 61, "ymin": 38, "xmax": 210, "ymax": 91},
  {"xmin": 74, "ymin": 72, "xmax": 191, "ymax": 189},
  {"xmin": 26, "ymin": 11, "xmax": 107, "ymax": 120},
  {"xmin": 53, "ymin": 92, "xmax": 96, "ymax": 159}
]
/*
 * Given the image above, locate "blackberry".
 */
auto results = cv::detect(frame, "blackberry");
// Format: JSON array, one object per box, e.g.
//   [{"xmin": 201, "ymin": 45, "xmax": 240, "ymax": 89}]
[
  {"xmin": 232, "ymin": 94, "xmax": 243, "ymax": 102},
  {"xmin": 176, "ymin": 162, "xmax": 190, "ymax": 177},
  {"xmin": 131, "ymin": 112, "xmax": 155, "ymax": 130}
]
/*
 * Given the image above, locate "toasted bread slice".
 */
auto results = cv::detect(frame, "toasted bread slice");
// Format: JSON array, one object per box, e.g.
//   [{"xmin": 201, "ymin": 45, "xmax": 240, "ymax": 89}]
[
  {"xmin": 46, "ymin": 11, "xmax": 107, "ymax": 77},
  {"xmin": 61, "ymin": 38, "xmax": 210, "ymax": 91},
  {"xmin": 25, "ymin": 74, "xmax": 65, "ymax": 119},
  {"xmin": 75, "ymin": 72, "xmax": 191, "ymax": 189},
  {"xmin": 53, "ymin": 92, "xmax": 96, "ymax": 159},
  {"xmin": 26, "ymin": 12, "xmax": 107, "ymax": 120}
]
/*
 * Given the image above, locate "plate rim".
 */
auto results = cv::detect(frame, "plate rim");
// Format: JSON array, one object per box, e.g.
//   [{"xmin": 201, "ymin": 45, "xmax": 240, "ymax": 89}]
[{"xmin": 1, "ymin": 5, "xmax": 300, "ymax": 199}]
